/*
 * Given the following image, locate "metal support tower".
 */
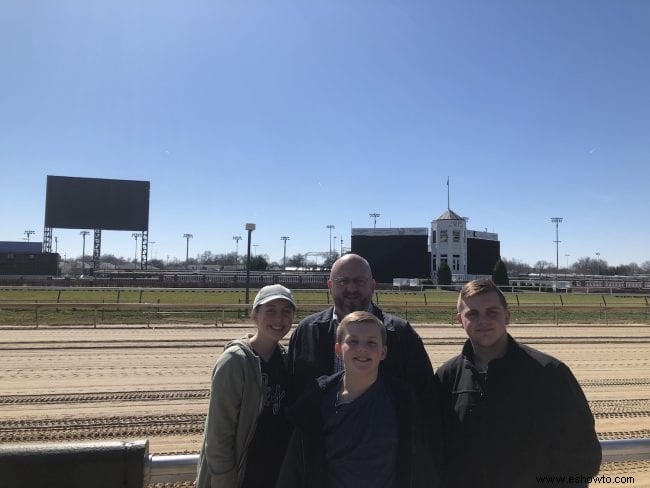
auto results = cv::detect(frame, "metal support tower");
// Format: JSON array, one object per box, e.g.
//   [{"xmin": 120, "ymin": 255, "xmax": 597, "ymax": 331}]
[
  {"xmin": 93, "ymin": 229, "xmax": 102, "ymax": 272},
  {"xmin": 141, "ymin": 230, "xmax": 148, "ymax": 270},
  {"xmin": 43, "ymin": 227, "xmax": 53, "ymax": 253}
]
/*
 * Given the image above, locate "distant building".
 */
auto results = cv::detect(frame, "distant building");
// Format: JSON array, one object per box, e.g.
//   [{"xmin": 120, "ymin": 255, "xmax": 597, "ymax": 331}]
[
  {"xmin": 350, "ymin": 208, "xmax": 501, "ymax": 284},
  {"xmin": 0, "ymin": 241, "xmax": 59, "ymax": 275},
  {"xmin": 431, "ymin": 209, "xmax": 500, "ymax": 277}
]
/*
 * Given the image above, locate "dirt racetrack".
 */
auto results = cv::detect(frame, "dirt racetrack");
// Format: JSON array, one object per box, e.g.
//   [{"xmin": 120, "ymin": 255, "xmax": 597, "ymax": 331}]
[{"xmin": 1, "ymin": 322, "xmax": 648, "ymax": 487}]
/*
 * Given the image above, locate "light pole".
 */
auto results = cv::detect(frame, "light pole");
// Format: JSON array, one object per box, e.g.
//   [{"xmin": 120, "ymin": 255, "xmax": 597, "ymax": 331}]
[
  {"xmin": 80, "ymin": 231, "xmax": 90, "ymax": 274},
  {"xmin": 183, "ymin": 233, "xmax": 193, "ymax": 267},
  {"xmin": 340, "ymin": 236, "xmax": 344, "ymax": 255},
  {"xmin": 550, "ymin": 217, "xmax": 562, "ymax": 280},
  {"xmin": 332, "ymin": 236, "xmax": 337, "ymax": 258},
  {"xmin": 326, "ymin": 224, "xmax": 335, "ymax": 262},
  {"xmin": 132, "ymin": 233, "xmax": 141, "ymax": 268},
  {"xmin": 280, "ymin": 236, "xmax": 290, "ymax": 270},
  {"xmin": 24, "ymin": 230, "xmax": 35, "ymax": 242},
  {"xmin": 245, "ymin": 223, "xmax": 256, "ymax": 304},
  {"xmin": 369, "ymin": 213, "xmax": 380, "ymax": 228},
  {"xmin": 253, "ymin": 244, "xmax": 259, "ymax": 256},
  {"xmin": 233, "ymin": 236, "xmax": 242, "ymax": 270},
  {"xmin": 149, "ymin": 241, "xmax": 156, "ymax": 261},
  {"xmin": 596, "ymin": 252, "xmax": 601, "ymax": 275},
  {"xmin": 54, "ymin": 236, "xmax": 58, "ymax": 254}
]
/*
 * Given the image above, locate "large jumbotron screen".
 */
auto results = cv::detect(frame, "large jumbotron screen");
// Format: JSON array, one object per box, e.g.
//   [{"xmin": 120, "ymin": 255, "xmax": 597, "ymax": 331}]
[
  {"xmin": 45, "ymin": 176, "xmax": 150, "ymax": 231},
  {"xmin": 351, "ymin": 228, "xmax": 429, "ymax": 283}
]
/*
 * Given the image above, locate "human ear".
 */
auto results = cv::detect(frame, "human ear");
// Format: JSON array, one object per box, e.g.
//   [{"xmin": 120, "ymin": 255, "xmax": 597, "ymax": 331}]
[{"xmin": 334, "ymin": 342, "xmax": 342, "ymax": 357}]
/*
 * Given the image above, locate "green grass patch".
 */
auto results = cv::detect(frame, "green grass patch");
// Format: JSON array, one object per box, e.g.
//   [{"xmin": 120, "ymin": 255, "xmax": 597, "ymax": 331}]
[{"xmin": 0, "ymin": 287, "xmax": 648, "ymax": 326}]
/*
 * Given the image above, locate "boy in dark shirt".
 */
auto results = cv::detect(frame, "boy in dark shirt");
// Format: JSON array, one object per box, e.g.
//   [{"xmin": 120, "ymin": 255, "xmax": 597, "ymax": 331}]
[{"xmin": 278, "ymin": 311, "xmax": 439, "ymax": 488}]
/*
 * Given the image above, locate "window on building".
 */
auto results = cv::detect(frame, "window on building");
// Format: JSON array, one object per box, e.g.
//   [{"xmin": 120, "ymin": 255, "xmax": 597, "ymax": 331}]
[
  {"xmin": 453, "ymin": 255, "xmax": 460, "ymax": 271},
  {"xmin": 441, "ymin": 254, "xmax": 447, "ymax": 264},
  {"xmin": 431, "ymin": 255, "xmax": 436, "ymax": 270},
  {"xmin": 453, "ymin": 230, "xmax": 460, "ymax": 242},
  {"xmin": 440, "ymin": 230, "xmax": 448, "ymax": 242}
]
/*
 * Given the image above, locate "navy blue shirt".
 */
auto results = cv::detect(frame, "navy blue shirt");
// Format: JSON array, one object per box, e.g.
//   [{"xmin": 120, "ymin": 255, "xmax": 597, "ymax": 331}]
[{"xmin": 321, "ymin": 377, "xmax": 397, "ymax": 488}]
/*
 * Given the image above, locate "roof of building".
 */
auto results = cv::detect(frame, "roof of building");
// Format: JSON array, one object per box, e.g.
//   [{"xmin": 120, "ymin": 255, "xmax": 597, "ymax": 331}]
[{"xmin": 436, "ymin": 209, "xmax": 464, "ymax": 220}]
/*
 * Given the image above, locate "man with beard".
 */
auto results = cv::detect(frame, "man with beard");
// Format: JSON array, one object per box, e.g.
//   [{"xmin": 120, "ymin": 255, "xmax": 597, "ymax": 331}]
[{"xmin": 287, "ymin": 254, "xmax": 442, "ymax": 469}]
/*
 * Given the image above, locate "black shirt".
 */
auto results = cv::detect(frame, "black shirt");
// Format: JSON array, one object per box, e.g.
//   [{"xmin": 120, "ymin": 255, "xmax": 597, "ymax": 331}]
[{"xmin": 241, "ymin": 347, "xmax": 292, "ymax": 488}]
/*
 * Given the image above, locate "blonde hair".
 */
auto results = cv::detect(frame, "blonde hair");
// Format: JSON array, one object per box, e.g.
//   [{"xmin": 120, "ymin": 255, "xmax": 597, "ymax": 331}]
[
  {"xmin": 457, "ymin": 279, "xmax": 508, "ymax": 311},
  {"xmin": 336, "ymin": 311, "xmax": 386, "ymax": 345}
]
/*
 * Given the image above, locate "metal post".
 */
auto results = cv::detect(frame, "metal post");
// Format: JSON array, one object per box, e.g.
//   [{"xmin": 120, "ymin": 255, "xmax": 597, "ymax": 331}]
[
  {"xmin": 80, "ymin": 231, "xmax": 90, "ymax": 275},
  {"xmin": 233, "ymin": 236, "xmax": 242, "ymax": 270},
  {"xmin": 326, "ymin": 224, "xmax": 335, "ymax": 262},
  {"xmin": 280, "ymin": 236, "xmax": 290, "ymax": 270},
  {"xmin": 183, "ymin": 234, "xmax": 193, "ymax": 267},
  {"xmin": 245, "ymin": 224, "xmax": 256, "ymax": 304},
  {"xmin": 551, "ymin": 217, "xmax": 562, "ymax": 284}
]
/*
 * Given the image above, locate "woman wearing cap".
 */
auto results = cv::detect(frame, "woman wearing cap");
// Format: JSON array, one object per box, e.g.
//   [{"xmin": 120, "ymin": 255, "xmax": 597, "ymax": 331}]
[{"xmin": 197, "ymin": 284, "xmax": 297, "ymax": 488}]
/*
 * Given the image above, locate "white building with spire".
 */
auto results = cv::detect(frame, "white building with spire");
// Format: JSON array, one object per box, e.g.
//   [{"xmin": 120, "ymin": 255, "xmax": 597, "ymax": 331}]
[{"xmin": 430, "ymin": 208, "xmax": 500, "ymax": 280}]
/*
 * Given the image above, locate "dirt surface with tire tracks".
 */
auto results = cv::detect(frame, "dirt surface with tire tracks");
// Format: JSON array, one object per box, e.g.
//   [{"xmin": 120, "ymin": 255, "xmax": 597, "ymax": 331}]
[{"xmin": 1, "ymin": 322, "xmax": 648, "ymax": 487}]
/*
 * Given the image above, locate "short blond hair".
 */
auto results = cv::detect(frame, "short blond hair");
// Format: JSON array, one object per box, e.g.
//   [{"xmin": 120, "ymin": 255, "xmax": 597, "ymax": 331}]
[
  {"xmin": 457, "ymin": 279, "xmax": 508, "ymax": 311},
  {"xmin": 336, "ymin": 311, "xmax": 386, "ymax": 346}
]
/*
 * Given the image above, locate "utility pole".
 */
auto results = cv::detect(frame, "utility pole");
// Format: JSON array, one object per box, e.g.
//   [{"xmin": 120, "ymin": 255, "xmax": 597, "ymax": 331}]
[
  {"xmin": 80, "ymin": 231, "xmax": 90, "ymax": 275},
  {"xmin": 326, "ymin": 224, "xmax": 335, "ymax": 262},
  {"xmin": 280, "ymin": 236, "xmax": 290, "ymax": 270},
  {"xmin": 24, "ymin": 230, "xmax": 35, "ymax": 242},
  {"xmin": 550, "ymin": 217, "xmax": 563, "ymax": 281},
  {"xmin": 245, "ymin": 224, "xmax": 256, "ymax": 304},
  {"xmin": 369, "ymin": 213, "xmax": 380, "ymax": 228},
  {"xmin": 131, "ymin": 233, "xmax": 141, "ymax": 268},
  {"xmin": 232, "ymin": 235, "xmax": 242, "ymax": 270},
  {"xmin": 183, "ymin": 233, "xmax": 193, "ymax": 266}
]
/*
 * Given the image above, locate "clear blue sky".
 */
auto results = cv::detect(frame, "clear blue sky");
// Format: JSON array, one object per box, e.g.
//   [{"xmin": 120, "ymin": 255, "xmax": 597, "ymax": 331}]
[{"xmin": 2, "ymin": 1, "xmax": 649, "ymax": 267}]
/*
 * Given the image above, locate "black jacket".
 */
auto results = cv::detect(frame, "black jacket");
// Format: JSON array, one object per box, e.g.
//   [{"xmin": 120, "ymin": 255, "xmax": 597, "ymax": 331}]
[
  {"xmin": 277, "ymin": 371, "xmax": 442, "ymax": 488},
  {"xmin": 287, "ymin": 304, "xmax": 444, "ymax": 470},
  {"xmin": 436, "ymin": 335, "xmax": 601, "ymax": 488}
]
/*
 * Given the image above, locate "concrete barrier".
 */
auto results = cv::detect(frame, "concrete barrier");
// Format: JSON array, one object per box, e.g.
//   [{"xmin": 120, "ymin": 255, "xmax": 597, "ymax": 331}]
[{"xmin": 0, "ymin": 439, "xmax": 148, "ymax": 488}]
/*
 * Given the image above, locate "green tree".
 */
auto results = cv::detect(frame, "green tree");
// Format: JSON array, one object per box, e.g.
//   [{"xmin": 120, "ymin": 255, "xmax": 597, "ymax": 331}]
[
  {"xmin": 437, "ymin": 261, "xmax": 452, "ymax": 286},
  {"xmin": 492, "ymin": 258, "xmax": 509, "ymax": 286},
  {"xmin": 250, "ymin": 255, "xmax": 269, "ymax": 271}
]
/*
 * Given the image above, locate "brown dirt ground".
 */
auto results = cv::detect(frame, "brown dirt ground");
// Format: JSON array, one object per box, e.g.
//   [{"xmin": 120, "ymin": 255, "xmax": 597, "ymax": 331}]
[{"xmin": 1, "ymin": 322, "xmax": 648, "ymax": 487}]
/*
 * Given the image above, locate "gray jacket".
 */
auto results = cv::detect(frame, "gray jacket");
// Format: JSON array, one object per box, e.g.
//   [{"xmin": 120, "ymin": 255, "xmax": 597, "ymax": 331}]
[{"xmin": 197, "ymin": 336, "xmax": 285, "ymax": 488}]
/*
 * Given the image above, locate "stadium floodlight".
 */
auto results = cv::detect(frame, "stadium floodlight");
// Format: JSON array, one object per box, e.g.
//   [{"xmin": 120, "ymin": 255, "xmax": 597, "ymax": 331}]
[
  {"xmin": 326, "ymin": 225, "xmax": 335, "ymax": 262},
  {"xmin": 245, "ymin": 224, "xmax": 256, "ymax": 304},
  {"xmin": 233, "ymin": 236, "xmax": 242, "ymax": 269},
  {"xmin": 80, "ymin": 231, "xmax": 90, "ymax": 274},
  {"xmin": 281, "ymin": 236, "xmax": 290, "ymax": 270},
  {"xmin": 550, "ymin": 217, "xmax": 563, "ymax": 280},
  {"xmin": 132, "ymin": 233, "xmax": 141, "ymax": 268},
  {"xmin": 183, "ymin": 233, "xmax": 193, "ymax": 266},
  {"xmin": 23, "ymin": 230, "xmax": 35, "ymax": 242},
  {"xmin": 369, "ymin": 213, "xmax": 380, "ymax": 228}
]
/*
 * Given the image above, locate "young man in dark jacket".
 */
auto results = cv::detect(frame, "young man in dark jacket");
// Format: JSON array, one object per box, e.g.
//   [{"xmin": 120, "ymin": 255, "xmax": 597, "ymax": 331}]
[
  {"xmin": 278, "ymin": 311, "xmax": 441, "ymax": 488},
  {"xmin": 437, "ymin": 279, "xmax": 601, "ymax": 488}
]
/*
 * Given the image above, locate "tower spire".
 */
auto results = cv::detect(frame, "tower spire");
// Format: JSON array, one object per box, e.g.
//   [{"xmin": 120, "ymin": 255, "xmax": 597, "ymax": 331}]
[{"xmin": 447, "ymin": 176, "xmax": 450, "ymax": 210}]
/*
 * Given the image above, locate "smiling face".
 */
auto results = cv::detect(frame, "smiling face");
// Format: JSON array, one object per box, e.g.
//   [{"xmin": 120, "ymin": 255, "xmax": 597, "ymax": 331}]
[
  {"xmin": 335, "ymin": 320, "xmax": 387, "ymax": 377},
  {"xmin": 457, "ymin": 290, "xmax": 510, "ymax": 361},
  {"xmin": 251, "ymin": 298, "xmax": 295, "ymax": 346}
]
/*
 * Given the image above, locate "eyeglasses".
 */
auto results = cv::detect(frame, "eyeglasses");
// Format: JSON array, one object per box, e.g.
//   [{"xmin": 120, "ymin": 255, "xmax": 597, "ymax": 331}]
[{"xmin": 333, "ymin": 277, "xmax": 371, "ymax": 287}]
